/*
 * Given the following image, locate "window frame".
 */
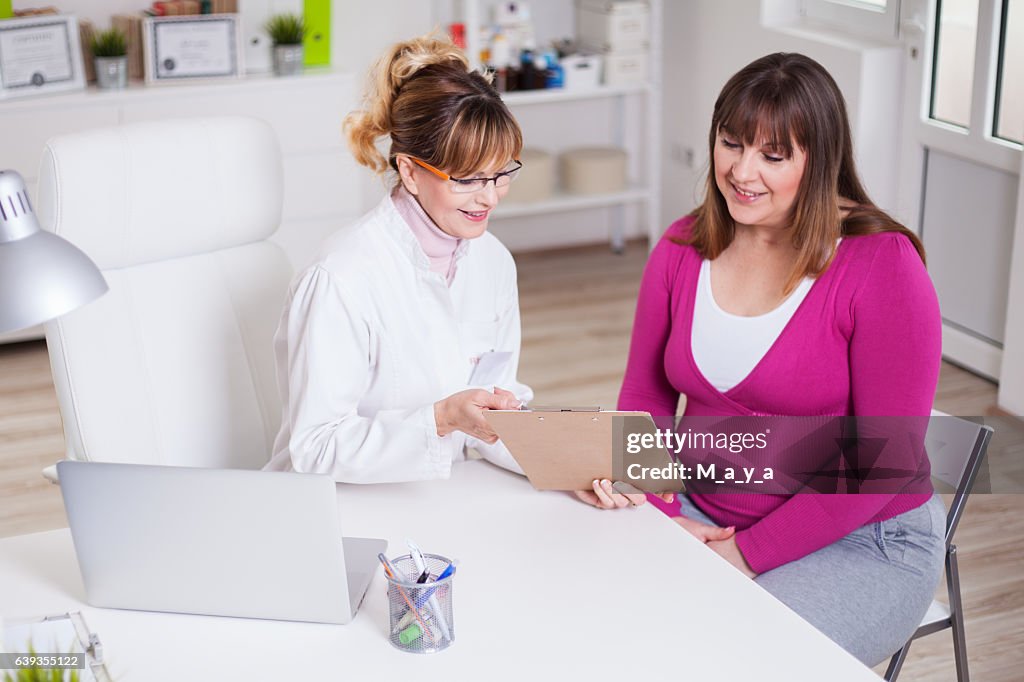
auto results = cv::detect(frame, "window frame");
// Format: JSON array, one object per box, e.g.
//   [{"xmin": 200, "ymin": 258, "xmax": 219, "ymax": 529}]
[
  {"xmin": 801, "ymin": 0, "xmax": 902, "ymax": 40},
  {"xmin": 992, "ymin": 0, "xmax": 1022, "ymax": 144}
]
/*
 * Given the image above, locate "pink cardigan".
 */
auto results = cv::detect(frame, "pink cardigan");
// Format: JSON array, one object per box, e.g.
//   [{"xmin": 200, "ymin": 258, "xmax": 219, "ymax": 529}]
[{"xmin": 618, "ymin": 216, "xmax": 942, "ymax": 574}]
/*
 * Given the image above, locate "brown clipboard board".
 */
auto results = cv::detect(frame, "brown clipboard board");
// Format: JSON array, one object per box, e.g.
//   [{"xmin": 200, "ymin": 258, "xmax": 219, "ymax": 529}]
[{"xmin": 483, "ymin": 408, "xmax": 684, "ymax": 493}]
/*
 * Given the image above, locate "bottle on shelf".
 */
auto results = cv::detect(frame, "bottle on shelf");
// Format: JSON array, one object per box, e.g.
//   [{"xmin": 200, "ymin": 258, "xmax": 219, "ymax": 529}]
[
  {"xmin": 519, "ymin": 46, "xmax": 540, "ymax": 90},
  {"xmin": 543, "ymin": 50, "xmax": 563, "ymax": 89},
  {"xmin": 489, "ymin": 31, "xmax": 512, "ymax": 93},
  {"xmin": 450, "ymin": 23, "xmax": 466, "ymax": 49}
]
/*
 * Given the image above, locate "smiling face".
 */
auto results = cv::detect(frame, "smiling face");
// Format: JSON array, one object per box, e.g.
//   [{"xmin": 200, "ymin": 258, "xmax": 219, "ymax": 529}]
[
  {"xmin": 396, "ymin": 156, "xmax": 513, "ymax": 239},
  {"xmin": 713, "ymin": 126, "xmax": 807, "ymax": 232}
]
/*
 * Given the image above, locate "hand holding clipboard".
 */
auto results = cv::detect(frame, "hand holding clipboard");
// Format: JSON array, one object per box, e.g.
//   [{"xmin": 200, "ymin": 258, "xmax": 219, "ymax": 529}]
[{"xmin": 483, "ymin": 407, "xmax": 684, "ymax": 494}]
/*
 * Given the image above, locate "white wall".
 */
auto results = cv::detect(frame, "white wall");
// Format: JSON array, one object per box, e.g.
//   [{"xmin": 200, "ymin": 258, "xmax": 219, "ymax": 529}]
[
  {"xmin": 659, "ymin": 0, "xmax": 903, "ymax": 232},
  {"xmin": 330, "ymin": 1, "xmax": 434, "ymax": 215},
  {"xmin": 998, "ymin": 164, "xmax": 1024, "ymax": 414}
]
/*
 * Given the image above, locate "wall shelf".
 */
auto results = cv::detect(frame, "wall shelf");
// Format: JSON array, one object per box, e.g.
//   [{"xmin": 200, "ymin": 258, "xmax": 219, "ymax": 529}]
[
  {"xmin": 0, "ymin": 68, "xmax": 349, "ymax": 112},
  {"xmin": 501, "ymin": 82, "xmax": 649, "ymax": 106},
  {"xmin": 495, "ymin": 185, "xmax": 651, "ymax": 219},
  {"xmin": 450, "ymin": 0, "xmax": 663, "ymax": 251}
]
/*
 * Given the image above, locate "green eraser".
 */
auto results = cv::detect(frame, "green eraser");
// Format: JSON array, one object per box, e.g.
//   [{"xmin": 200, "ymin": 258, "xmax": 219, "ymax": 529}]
[{"xmin": 399, "ymin": 622, "xmax": 422, "ymax": 645}]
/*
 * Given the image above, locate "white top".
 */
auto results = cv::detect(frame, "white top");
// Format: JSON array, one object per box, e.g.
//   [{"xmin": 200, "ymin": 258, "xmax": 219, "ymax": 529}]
[
  {"xmin": 265, "ymin": 195, "xmax": 533, "ymax": 482},
  {"xmin": 692, "ymin": 259, "xmax": 814, "ymax": 392}
]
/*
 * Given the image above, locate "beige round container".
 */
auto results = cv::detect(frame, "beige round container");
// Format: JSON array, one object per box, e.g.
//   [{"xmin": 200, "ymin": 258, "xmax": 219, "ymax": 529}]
[
  {"xmin": 560, "ymin": 146, "xmax": 628, "ymax": 195},
  {"xmin": 505, "ymin": 148, "xmax": 554, "ymax": 203}
]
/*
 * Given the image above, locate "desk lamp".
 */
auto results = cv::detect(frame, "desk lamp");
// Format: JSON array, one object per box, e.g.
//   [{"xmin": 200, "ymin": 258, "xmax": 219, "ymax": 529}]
[{"xmin": 0, "ymin": 169, "xmax": 107, "ymax": 333}]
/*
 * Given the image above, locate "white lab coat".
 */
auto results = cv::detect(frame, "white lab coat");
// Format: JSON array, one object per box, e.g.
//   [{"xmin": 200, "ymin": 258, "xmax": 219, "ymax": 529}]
[{"xmin": 265, "ymin": 194, "xmax": 534, "ymax": 482}]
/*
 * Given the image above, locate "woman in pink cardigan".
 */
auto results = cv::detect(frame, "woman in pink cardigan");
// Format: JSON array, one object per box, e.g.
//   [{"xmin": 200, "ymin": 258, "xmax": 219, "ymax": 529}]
[{"xmin": 609, "ymin": 53, "xmax": 945, "ymax": 665}]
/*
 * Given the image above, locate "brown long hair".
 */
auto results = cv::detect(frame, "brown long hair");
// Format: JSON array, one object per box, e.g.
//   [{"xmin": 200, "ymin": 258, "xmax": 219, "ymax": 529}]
[
  {"xmin": 344, "ymin": 34, "xmax": 522, "ymax": 181},
  {"xmin": 681, "ymin": 52, "xmax": 924, "ymax": 292}
]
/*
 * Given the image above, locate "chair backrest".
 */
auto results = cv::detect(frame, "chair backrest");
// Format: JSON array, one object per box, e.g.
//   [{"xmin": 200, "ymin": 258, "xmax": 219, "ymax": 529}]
[
  {"xmin": 38, "ymin": 116, "xmax": 293, "ymax": 469},
  {"xmin": 925, "ymin": 411, "xmax": 993, "ymax": 546}
]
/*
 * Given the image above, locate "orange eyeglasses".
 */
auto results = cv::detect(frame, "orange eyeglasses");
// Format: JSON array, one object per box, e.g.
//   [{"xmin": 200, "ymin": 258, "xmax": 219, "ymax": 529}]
[{"xmin": 409, "ymin": 157, "xmax": 523, "ymax": 194}]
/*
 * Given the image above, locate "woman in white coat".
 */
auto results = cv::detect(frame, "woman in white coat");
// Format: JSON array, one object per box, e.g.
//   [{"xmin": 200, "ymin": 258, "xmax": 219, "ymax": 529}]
[{"xmin": 265, "ymin": 35, "xmax": 532, "ymax": 482}]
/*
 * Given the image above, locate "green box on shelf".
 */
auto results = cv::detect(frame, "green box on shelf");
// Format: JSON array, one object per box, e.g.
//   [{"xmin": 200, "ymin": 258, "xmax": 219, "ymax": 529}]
[
  {"xmin": 303, "ymin": 0, "xmax": 330, "ymax": 66},
  {"xmin": 0, "ymin": 0, "xmax": 13, "ymax": 19}
]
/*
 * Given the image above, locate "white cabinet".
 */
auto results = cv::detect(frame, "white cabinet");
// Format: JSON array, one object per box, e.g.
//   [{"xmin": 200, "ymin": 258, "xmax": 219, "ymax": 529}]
[
  {"xmin": 439, "ymin": 0, "xmax": 662, "ymax": 252},
  {"xmin": 0, "ymin": 69, "xmax": 358, "ymax": 343}
]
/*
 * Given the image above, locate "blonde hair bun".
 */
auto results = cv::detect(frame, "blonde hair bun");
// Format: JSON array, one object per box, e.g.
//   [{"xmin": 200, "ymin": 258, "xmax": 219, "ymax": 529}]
[
  {"xmin": 344, "ymin": 34, "xmax": 487, "ymax": 174},
  {"xmin": 344, "ymin": 32, "xmax": 520, "ymax": 179}
]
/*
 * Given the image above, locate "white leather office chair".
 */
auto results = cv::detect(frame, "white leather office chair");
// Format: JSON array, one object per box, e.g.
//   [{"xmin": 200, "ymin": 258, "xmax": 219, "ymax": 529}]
[
  {"xmin": 38, "ymin": 116, "xmax": 292, "ymax": 473},
  {"xmin": 885, "ymin": 411, "xmax": 993, "ymax": 682}
]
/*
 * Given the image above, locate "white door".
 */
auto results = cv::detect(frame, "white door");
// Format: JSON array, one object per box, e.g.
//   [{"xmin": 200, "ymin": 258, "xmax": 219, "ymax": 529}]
[{"xmin": 897, "ymin": 0, "xmax": 1024, "ymax": 406}]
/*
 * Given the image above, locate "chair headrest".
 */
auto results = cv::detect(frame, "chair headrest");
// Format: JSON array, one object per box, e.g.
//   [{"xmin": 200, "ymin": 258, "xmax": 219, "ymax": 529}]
[{"xmin": 37, "ymin": 116, "xmax": 283, "ymax": 270}]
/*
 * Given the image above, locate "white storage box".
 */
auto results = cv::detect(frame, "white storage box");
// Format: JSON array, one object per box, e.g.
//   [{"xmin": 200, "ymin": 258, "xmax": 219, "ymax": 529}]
[
  {"xmin": 560, "ymin": 146, "xmax": 628, "ymax": 195},
  {"xmin": 506, "ymin": 148, "xmax": 555, "ymax": 203},
  {"xmin": 560, "ymin": 53, "xmax": 603, "ymax": 90},
  {"xmin": 576, "ymin": 0, "xmax": 650, "ymax": 52},
  {"xmin": 603, "ymin": 50, "xmax": 648, "ymax": 86}
]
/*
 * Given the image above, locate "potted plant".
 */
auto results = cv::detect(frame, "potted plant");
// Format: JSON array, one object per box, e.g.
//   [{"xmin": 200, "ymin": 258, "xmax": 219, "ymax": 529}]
[
  {"xmin": 90, "ymin": 27, "xmax": 128, "ymax": 90},
  {"xmin": 264, "ymin": 13, "xmax": 304, "ymax": 77}
]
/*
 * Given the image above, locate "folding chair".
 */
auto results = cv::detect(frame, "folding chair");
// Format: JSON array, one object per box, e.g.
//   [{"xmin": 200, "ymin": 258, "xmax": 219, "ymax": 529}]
[{"xmin": 884, "ymin": 413, "xmax": 993, "ymax": 682}]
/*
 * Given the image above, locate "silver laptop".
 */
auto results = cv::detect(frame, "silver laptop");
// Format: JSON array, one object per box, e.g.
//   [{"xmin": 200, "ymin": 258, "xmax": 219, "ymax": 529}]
[{"xmin": 57, "ymin": 460, "xmax": 386, "ymax": 624}]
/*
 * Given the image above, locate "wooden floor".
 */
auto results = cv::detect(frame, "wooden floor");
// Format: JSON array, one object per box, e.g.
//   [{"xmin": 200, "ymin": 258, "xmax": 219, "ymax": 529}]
[{"xmin": 1, "ymin": 240, "xmax": 1021, "ymax": 680}]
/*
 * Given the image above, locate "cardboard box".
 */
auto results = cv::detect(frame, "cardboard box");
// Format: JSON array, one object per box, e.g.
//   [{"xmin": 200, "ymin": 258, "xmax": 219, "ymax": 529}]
[
  {"xmin": 506, "ymin": 148, "xmax": 555, "ymax": 203},
  {"xmin": 112, "ymin": 14, "xmax": 144, "ymax": 80},
  {"xmin": 576, "ymin": 0, "xmax": 649, "ymax": 52},
  {"xmin": 560, "ymin": 53, "xmax": 602, "ymax": 90},
  {"xmin": 561, "ymin": 146, "xmax": 628, "ymax": 195},
  {"xmin": 79, "ymin": 19, "xmax": 96, "ymax": 83},
  {"xmin": 603, "ymin": 50, "xmax": 647, "ymax": 86}
]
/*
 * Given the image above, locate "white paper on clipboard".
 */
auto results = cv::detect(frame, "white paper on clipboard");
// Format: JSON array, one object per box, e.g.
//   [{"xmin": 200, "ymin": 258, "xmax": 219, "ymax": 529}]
[{"xmin": 468, "ymin": 351, "xmax": 512, "ymax": 386}]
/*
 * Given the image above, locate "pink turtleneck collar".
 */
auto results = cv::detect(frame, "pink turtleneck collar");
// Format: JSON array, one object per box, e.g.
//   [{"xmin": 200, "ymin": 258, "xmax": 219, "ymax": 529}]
[{"xmin": 391, "ymin": 184, "xmax": 462, "ymax": 285}]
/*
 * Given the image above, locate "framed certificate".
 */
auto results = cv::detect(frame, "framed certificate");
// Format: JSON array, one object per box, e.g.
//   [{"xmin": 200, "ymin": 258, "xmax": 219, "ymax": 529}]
[
  {"xmin": 142, "ymin": 14, "xmax": 244, "ymax": 84},
  {"xmin": 0, "ymin": 15, "xmax": 86, "ymax": 99}
]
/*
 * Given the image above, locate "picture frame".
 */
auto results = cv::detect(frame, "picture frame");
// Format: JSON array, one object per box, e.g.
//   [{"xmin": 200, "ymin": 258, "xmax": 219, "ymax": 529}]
[
  {"xmin": 142, "ymin": 14, "xmax": 243, "ymax": 84},
  {"xmin": 0, "ymin": 15, "xmax": 86, "ymax": 99}
]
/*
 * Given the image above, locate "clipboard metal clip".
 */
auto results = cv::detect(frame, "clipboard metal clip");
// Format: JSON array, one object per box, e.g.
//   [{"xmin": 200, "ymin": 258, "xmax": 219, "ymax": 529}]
[{"xmin": 527, "ymin": 406, "xmax": 602, "ymax": 412}]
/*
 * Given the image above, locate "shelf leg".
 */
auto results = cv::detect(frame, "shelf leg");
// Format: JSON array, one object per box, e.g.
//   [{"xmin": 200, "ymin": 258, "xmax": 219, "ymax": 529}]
[{"xmin": 611, "ymin": 204, "xmax": 626, "ymax": 254}]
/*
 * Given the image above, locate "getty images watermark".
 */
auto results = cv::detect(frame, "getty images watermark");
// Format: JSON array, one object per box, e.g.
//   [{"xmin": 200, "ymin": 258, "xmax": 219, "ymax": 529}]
[{"xmin": 610, "ymin": 415, "xmax": 1021, "ymax": 495}]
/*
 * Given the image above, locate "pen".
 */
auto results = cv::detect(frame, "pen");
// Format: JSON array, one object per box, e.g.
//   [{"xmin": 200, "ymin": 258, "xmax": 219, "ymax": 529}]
[
  {"xmin": 393, "ymin": 560, "xmax": 457, "ymax": 632},
  {"xmin": 415, "ymin": 561, "xmax": 454, "ymax": 608},
  {"xmin": 378, "ymin": 553, "xmax": 435, "ymax": 643},
  {"xmin": 407, "ymin": 539, "xmax": 453, "ymax": 642}
]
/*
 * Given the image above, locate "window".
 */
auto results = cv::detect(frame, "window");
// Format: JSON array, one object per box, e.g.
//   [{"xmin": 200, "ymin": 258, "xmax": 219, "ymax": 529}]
[
  {"xmin": 927, "ymin": 0, "xmax": 1023, "ymax": 146},
  {"xmin": 801, "ymin": 0, "xmax": 901, "ymax": 40},
  {"xmin": 931, "ymin": 0, "xmax": 980, "ymax": 129},
  {"xmin": 994, "ymin": 0, "xmax": 1023, "ymax": 143}
]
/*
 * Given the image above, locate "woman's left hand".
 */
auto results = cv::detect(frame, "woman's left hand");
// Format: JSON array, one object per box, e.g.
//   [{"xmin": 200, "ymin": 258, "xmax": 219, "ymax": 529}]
[{"xmin": 706, "ymin": 535, "xmax": 758, "ymax": 579}]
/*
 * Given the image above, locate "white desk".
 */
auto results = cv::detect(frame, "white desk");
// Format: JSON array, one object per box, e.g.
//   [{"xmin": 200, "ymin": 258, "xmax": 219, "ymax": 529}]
[{"xmin": 0, "ymin": 462, "xmax": 880, "ymax": 680}]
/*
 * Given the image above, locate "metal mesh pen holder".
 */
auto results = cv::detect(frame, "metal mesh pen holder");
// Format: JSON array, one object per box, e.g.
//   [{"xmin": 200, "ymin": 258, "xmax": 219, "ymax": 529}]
[{"xmin": 385, "ymin": 553, "xmax": 455, "ymax": 653}]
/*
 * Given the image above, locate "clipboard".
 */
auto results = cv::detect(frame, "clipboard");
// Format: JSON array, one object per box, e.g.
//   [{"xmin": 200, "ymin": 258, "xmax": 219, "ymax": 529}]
[{"xmin": 483, "ymin": 407, "xmax": 684, "ymax": 493}]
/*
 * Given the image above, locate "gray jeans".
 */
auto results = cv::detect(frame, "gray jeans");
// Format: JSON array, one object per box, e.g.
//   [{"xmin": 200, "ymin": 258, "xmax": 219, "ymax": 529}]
[{"xmin": 678, "ymin": 493, "xmax": 946, "ymax": 666}]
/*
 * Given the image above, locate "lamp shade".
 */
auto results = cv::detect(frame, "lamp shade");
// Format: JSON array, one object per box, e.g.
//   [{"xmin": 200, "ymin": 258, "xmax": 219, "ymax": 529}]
[{"xmin": 0, "ymin": 169, "xmax": 108, "ymax": 334}]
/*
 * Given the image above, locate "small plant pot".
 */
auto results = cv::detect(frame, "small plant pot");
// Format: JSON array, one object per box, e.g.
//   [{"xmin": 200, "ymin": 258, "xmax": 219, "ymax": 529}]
[
  {"xmin": 95, "ymin": 56, "xmax": 128, "ymax": 89},
  {"xmin": 273, "ymin": 44, "xmax": 304, "ymax": 76}
]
